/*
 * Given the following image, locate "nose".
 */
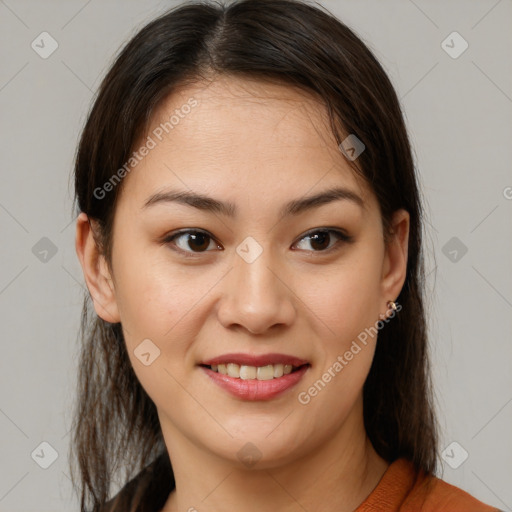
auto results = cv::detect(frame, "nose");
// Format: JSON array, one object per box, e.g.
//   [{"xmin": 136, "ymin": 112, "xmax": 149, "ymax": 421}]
[{"xmin": 216, "ymin": 246, "xmax": 296, "ymax": 335}]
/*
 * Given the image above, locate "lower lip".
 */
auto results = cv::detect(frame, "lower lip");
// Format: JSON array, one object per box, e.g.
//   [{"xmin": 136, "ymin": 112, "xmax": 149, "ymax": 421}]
[{"xmin": 200, "ymin": 365, "xmax": 309, "ymax": 401}]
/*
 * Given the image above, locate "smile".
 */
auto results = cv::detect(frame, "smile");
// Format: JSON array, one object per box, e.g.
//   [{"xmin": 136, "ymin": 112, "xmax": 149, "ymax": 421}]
[
  {"xmin": 199, "ymin": 363, "xmax": 310, "ymax": 401},
  {"xmin": 204, "ymin": 363, "xmax": 301, "ymax": 380}
]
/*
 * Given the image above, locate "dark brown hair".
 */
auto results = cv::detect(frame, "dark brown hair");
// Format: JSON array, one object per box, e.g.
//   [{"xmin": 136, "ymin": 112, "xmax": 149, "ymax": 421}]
[{"xmin": 70, "ymin": 0, "xmax": 438, "ymax": 510}]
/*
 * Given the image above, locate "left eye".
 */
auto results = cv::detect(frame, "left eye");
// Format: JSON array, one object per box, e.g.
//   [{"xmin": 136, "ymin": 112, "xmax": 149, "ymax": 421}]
[{"xmin": 293, "ymin": 229, "xmax": 350, "ymax": 252}]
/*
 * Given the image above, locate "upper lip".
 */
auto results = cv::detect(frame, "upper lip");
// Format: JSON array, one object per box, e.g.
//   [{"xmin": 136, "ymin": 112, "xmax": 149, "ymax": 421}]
[{"xmin": 200, "ymin": 353, "xmax": 309, "ymax": 367}]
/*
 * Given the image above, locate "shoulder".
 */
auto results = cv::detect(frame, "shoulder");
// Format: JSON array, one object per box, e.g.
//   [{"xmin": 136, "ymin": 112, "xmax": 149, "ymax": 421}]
[
  {"xmin": 355, "ymin": 458, "xmax": 502, "ymax": 512},
  {"xmin": 99, "ymin": 451, "xmax": 175, "ymax": 512},
  {"xmin": 399, "ymin": 459, "xmax": 502, "ymax": 512}
]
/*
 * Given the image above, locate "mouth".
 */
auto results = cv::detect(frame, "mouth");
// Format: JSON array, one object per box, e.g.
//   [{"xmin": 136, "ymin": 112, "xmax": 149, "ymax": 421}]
[
  {"xmin": 198, "ymin": 353, "xmax": 311, "ymax": 401},
  {"xmin": 199, "ymin": 362, "xmax": 309, "ymax": 380}
]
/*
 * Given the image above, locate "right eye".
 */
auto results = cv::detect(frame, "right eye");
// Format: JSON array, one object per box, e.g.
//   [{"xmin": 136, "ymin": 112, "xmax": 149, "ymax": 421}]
[{"xmin": 163, "ymin": 229, "xmax": 223, "ymax": 257}]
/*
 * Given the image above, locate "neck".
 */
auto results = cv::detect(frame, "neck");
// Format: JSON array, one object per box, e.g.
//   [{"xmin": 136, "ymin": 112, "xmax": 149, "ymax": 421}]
[{"xmin": 160, "ymin": 396, "xmax": 389, "ymax": 512}]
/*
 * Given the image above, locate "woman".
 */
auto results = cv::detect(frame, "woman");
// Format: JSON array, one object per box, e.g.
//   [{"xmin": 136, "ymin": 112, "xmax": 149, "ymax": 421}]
[{"xmin": 71, "ymin": 0, "xmax": 501, "ymax": 511}]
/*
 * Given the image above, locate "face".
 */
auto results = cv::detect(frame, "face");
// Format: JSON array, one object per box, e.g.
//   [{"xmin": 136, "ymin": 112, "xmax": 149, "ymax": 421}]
[{"xmin": 76, "ymin": 76, "xmax": 409, "ymax": 469}]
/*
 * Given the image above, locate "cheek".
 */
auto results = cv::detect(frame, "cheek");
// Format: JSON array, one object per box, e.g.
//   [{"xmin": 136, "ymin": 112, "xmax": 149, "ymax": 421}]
[
  {"xmin": 111, "ymin": 249, "xmax": 180, "ymax": 347},
  {"xmin": 295, "ymin": 260, "xmax": 382, "ymax": 425},
  {"xmin": 114, "ymin": 250, "xmax": 222, "ymax": 364},
  {"xmin": 311, "ymin": 249, "xmax": 383, "ymax": 344}
]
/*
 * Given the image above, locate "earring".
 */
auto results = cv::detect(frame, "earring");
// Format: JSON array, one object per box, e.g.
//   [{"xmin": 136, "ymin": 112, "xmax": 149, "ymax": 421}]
[{"xmin": 386, "ymin": 300, "xmax": 397, "ymax": 311}]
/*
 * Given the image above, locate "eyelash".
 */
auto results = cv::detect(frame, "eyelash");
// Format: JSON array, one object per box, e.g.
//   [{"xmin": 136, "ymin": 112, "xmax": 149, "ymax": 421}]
[{"xmin": 162, "ymin": 228, "xmax": 353, "ymax": 259}]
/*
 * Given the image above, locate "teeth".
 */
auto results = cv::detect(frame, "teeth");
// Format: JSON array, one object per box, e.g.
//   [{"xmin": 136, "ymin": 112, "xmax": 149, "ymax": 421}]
[
  {"xmin": 256, "ymin": 365, "xmax": 274, "ymax": 380},
  {"xmin": 273, "ymin": 364, "xmax": 284, "ymax": 378},
  {"xmin": 227, "ymin": 363, "xmax": 240, "ymax": 378},
  {"xmin": 239, "ymin": 365, "xmax": 257, "ymax": 379},
  {"xmin": 208, "ymin": 362, "xmax": 303, "ymax": 379}
]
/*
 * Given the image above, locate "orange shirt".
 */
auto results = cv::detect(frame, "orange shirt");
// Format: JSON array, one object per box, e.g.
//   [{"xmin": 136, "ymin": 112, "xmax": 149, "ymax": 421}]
[{"xmin": 355, "ymin": 458, "xmax": 502, "ymax": 511}]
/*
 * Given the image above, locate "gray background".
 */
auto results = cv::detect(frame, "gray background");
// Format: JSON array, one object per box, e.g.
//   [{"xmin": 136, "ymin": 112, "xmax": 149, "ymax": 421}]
[{"xmin": 0, "ymin": 0, "xmax": 511, "ymax": 510}]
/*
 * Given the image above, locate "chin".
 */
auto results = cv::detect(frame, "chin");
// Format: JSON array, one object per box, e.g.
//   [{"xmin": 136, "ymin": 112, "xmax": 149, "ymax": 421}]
[{"xmin": 206, "ymin": 426, "xmax": 310, "ymax": 469}]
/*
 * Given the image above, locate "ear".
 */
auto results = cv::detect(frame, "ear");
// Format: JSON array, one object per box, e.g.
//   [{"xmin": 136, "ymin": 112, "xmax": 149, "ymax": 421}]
[
  {"xmin": 380, "ymin": 209, "xmax": 410, "ymax": 309},
  {"xmin": 75, "ymin": 212, "xmax": 121, "ymax": 323}
]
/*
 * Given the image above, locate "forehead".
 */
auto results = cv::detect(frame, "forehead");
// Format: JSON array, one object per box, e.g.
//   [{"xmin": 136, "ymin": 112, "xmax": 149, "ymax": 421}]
[
  {"xmin": 152, "ymin": 76, "xmax": 339, "ymax": 158},
  {"xmin": 117, "ymin": 75, "xmax": 373, "ymax": 210}
]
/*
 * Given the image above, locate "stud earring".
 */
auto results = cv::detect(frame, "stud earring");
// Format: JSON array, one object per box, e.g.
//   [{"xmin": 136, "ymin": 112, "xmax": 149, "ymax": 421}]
[{"xmin": 386, "ymin": 300, "xmax": 397, "ymax": 311}]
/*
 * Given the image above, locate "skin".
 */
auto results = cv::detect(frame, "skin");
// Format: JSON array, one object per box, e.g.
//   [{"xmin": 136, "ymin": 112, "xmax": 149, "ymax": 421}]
[{"xmin": 76, "ymin": 75, "xmax": 409, "ymax": 512}]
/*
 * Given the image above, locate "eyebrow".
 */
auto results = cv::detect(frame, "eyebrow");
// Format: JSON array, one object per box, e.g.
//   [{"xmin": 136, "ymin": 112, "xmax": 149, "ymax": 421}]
[{"xmin": 142, "ymin": 186, "xmax": 364, "ymax": 218}]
